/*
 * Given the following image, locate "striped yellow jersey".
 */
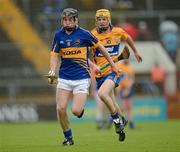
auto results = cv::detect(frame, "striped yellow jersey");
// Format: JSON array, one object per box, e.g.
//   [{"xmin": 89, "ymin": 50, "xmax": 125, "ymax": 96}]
[{"xmin": 91, "ymin": 27, "xmax": 128, "ymax": 78}]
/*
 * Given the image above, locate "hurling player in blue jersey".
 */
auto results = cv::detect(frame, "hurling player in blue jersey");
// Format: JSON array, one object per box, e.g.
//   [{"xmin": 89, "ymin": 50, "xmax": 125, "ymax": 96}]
[{"xmin": 47, "ymin": 8, "xmax": 120, "ymax": 146}]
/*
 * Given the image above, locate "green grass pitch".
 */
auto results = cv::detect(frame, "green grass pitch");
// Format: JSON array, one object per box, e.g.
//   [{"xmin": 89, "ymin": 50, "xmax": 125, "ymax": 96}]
[{"xmin": 0, "ymin": 120, "xmax": 180, "ymax": 152}]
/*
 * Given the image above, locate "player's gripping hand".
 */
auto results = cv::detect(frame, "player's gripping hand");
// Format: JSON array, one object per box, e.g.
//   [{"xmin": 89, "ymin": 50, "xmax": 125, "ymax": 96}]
[
  {"xmin": 111, "ymin": 64, "xmax": 121, "ymax": 76},
  {"xmin": 93, "ymin": 65, "xmax": 101, "ymax": 76},
  {"xmin": 47, "ymin": 70, "xmax": 57, "ymax": 84}
]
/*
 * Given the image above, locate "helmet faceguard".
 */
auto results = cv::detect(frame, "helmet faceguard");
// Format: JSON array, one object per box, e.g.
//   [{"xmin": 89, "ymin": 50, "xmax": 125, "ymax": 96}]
[{"xmin": 61, "ymin": 8, "xmax": 78, "ymax": 32}]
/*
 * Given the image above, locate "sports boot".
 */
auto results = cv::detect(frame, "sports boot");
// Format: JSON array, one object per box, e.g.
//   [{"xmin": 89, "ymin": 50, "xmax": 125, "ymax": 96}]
[
  {"xmin": 113, "ymin": 119, "xmax": 126, "ymax": 142},
  {"xmin": 62, "ymin": 137, "xmax": 74, "ymax": 146}
]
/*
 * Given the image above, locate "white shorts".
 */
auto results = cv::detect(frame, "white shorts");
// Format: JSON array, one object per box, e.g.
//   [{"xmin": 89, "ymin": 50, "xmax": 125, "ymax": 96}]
[{"xmin": 57, "ymin": 78, "xmax": 91, "ymax": 94}]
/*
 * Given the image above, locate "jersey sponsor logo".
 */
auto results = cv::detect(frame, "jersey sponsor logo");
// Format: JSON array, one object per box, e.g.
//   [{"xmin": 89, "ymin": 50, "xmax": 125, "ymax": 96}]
[
  {"xmin": 106, "ymin": 46, "xmax": 114, "ymax": 52},
  {"xmin": 61, "ymin": 47, "xmax": 87, "ymax": 59},
  {"xmin": 109, "ymin": 52, "xmax": 118, "ymax": 56},
  {"xmin": 63, "ymin": 50, "xmax": 82, "ymax": 55},
  {"xmin": 96, "ymin": 46, "xmax": 118, "ymax": 57}
]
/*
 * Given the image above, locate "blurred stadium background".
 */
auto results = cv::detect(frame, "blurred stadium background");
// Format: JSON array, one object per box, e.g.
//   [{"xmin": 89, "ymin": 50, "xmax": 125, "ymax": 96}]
[
  {"xmin": 0, "ymin": 1, "xmax": 180, "ymax": 151},
  {"xmin": 0, "ymin": 0, "xmax": 180, "ymax": 124}
]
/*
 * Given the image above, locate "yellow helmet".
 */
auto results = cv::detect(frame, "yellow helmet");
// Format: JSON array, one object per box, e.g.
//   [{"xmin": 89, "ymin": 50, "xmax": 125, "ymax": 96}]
[{"xmin": 95, "ymin": 9, "xmax": 111, "ymax": 22}]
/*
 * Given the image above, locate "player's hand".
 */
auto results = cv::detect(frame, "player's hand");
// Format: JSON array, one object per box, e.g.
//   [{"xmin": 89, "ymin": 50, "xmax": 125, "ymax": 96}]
[
  {"xmin": 92, "ymin": 65, "xmax": 101, "ymax": 76},
  {"xmin": 47, "ymin": 70, "xmax": 57, "ymax": 84},
  {"xmin": 111, "ymin": 65, "xmax": 121, "ymax": 76},
  {"xmin": 135, "ymin": 52, "xmax": 142, "ymax": 62}
]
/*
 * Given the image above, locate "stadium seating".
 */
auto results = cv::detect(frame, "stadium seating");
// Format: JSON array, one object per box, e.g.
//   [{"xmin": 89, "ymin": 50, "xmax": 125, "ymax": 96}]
[{"xmin": 0, "ymin": 1, "xmax": 54, "ymax": 103}]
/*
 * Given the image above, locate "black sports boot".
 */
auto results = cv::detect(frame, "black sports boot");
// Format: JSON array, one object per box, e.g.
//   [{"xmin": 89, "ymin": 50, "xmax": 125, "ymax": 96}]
[
  {"xmin": 113, "ymin": 118, "xmax": 122, "ymax": 133},
  {"xmin": 119, "ymin": 129, "xmax": 126, "ymax": 142},
  {"xmin": 113, "ymin": 119, "xmax": 126, "ymax": 142},
  {"xmin": 62, "ymin": 137, "xmax": 74, "ymax": 146}
]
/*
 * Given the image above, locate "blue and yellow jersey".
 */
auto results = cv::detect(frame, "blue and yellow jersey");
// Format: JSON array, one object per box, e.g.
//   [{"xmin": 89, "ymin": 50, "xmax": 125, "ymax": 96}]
[
  {"xmin": 91, "ymin": 27, "xmax": 128, "ymax": 78},
  {"xmin": 51, "ymin": 26, "xmax": 99, "ymax": 80}
]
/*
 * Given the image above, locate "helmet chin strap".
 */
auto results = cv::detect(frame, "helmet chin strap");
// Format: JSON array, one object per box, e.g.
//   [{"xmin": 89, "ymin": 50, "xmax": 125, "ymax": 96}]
[{"xmin": 61, "ymin": 17, "xmax": 78, "ymax": 32}]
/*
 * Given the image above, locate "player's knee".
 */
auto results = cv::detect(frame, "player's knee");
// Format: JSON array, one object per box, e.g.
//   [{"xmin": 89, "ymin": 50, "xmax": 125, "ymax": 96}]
[
  {"xmin": 56, "ymin": 105, "xmax": 66, "ymax": 114},
  {"xmin": 71, "ymin": 108, "xmax": 82, "ymax": 117},
  {"xmin": 98, "ymin": 90, "xmax": 107, "ymax": 101}
]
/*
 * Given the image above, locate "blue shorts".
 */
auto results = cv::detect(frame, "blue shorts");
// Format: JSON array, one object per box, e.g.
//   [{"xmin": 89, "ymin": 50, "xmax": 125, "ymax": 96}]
[
  {"xmin": 119, "ymin": 87, "xmax": 134, "ymax": 99},
  {"xmin": 96, "ymin": 72, "xmax": 123, "ymax": 89}
]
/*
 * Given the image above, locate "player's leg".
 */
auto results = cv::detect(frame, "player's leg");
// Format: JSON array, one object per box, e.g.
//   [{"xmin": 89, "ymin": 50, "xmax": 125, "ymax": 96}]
[
  {"xmin": 94, "ymin": 94, "xmax": 107, "ymax": 129},
  {"xmin": 90, "ymin": 77, "xmax": 108, "ymax": 129},
  {"xmin": 111, "ymin": 91, "xmax": 128, "ymax": 126},
  {"xmin": 56, "ymin": 79, "xmax": 74, "ymax": 146},
  {"xmin": 98, "ymin": 79, "xmax": 116, "ymax": 113},
  {"xmin": 98, "ymin": 78, "xmax": 125, "ymax": 141},
  {"xmin": 71, "ymin": 79, "xmax": 91, "ymax": 118},
  {"xmin": 90, "ymin": 75, "xmax": 104, "ymax": 128},
  {"xmin": 56, "ymin": 88, "xmax": 74, "ymax": 145},
  {"xmin": 71, "ymin": 93, "xmax": 87, "ymax": 117},
  {"xmin": 111, "ymin": 90, "xmax": 123, "ymax": 116},
  {"xmin": 121, "ymin": 87, "xmax": 135, "ymax": 129},
  {"xmin": 126, "ymin": 98, "xmax": 135, "ymax": 129}
]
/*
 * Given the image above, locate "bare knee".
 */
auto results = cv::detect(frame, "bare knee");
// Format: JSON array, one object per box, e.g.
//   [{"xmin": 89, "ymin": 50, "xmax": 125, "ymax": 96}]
[
  {"xmin": 56, "ymin": 104, "xmax": 66, "ymax": 115},
  {"xmin": 71, "ymin": 108, "xmax": 83, "ymax": 117},
  {"xmin": 98, "ymin": 90, "xmax": 107, "ymax": 101}
]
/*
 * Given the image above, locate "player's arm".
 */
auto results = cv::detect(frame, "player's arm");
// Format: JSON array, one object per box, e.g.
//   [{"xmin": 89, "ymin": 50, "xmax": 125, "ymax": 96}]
[
  {"xmin": 47, "ymin": 54, "xmax": 59, "ymax": 84},
  {"xmin": 97, "ymin": 44, "xmax": 120, "ymax": 76},
  {"xmin": 126, "ymin": 35, "xmax": 142, "ymax": 62},
  {"xmin": 88, "ymin": 58, "xmax": 101, "ymax": 75},
  {"xmin": 47, "ymin": 33, "xmax": 60, "ymax": 84},
  {"xmin": 49, "ymin": 55, "xmax": 58, "ymax": 73},
  {"xmin": 88, "ymin": 47, "xmax": 99, "ymax": 72},
  {"xmin": 88, "ymin": 32, "xmax": 119, "ymax": 75}
]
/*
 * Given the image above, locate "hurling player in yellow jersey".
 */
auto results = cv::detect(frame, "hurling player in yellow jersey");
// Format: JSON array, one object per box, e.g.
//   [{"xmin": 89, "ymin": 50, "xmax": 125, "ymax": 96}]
[
  {"xmin": 116, "ymin": 60, "xmax": 136, "ymax": 129},
  {"xmin": 89, "ymin": 9, "xmax": 142, "ymax": 142},
  {"xmin": 47, "ymin": 8, "xmax": 119, "ymax": 146}
]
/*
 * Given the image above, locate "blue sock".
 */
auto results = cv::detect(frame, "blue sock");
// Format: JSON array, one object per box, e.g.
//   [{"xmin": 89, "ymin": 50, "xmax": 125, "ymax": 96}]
[
  {"xmin": 63, "ymin": 129, "xmax": 72, "ymax": 139},
  {"xmin": 111, "ymin": 112, "xmax": 119, "ymax": 120},
  {"xmin": 122, "ymin": 116, "xmax": 125, "ymax": 124}
]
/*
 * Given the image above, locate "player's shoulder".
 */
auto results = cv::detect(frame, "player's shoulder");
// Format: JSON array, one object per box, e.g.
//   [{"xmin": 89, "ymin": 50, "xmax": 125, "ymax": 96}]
[
  {"xmin": 112, "ymin": 26, "xmax": 126, "ymax": 33},
  {"xmin": 78, "ymin": 27, "xmax": 91, "ymax": 35},
  {"xmin": 91, "ymin": 28, "xmax": 98, "ymax": 35},
  {"xmin": 78, "ymin": 27, "xmax": 97, "ymax": 38},
  {"xmin": 54, "ymin": 28, "xmax": 64, "ymax": 37}
]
